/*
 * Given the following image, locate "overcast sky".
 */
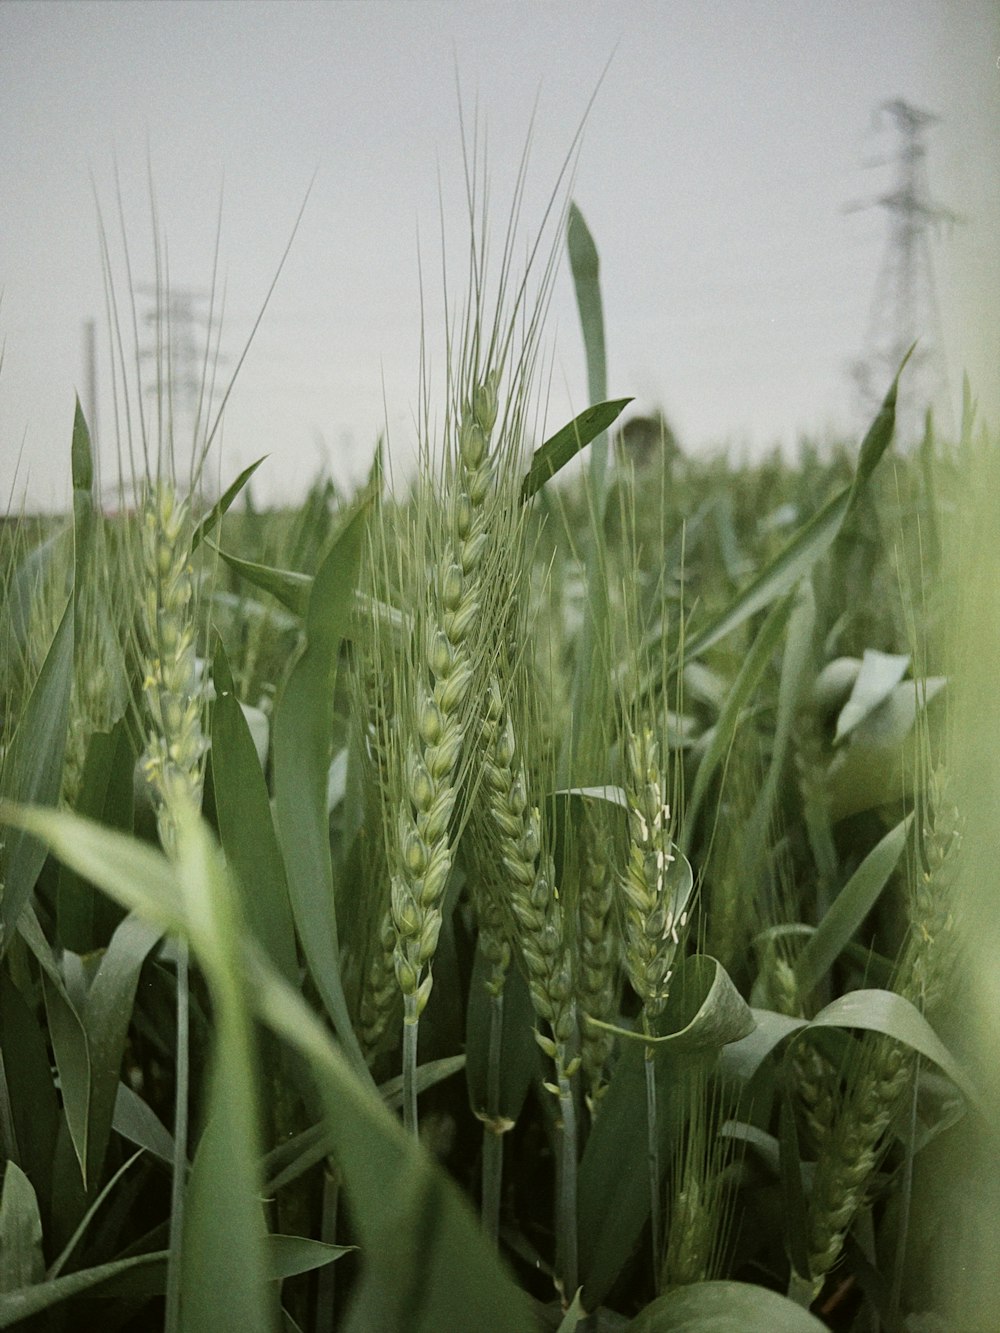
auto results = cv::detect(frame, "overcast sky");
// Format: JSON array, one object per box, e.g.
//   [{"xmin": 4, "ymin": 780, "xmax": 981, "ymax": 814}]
[{"xmin": 2, "ymin": 0, "xmax": 998, "ymax": 509}]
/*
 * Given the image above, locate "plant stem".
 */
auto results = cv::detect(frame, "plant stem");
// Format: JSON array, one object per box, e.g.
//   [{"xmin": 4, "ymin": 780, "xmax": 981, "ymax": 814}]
[
  {"xmin": 890, "ymin": 1061, "xmax": 920, "ymax": 1322},
  {"xmin": 0, "ymin": 1045, "xmax": 16, "ymax": 1164},
  {"xmin": 315, "ymin": 1167, "xmax": 340, "ymax": 1331},
  {"xmin": 165, "ymin": 940, "xmax": 189, "ymax": 1333},
  {"xmin": 555, "ymin": 1055, "xmax": 579, "ymax": 1299},
  {"xmin": 644, "ymin": 1043, "xmax": 662, "ymax": 1293},
  {"xmin": 482, "ymin": 988, "xmax": 505, "ymax": 1245},
  {"xmin": 403, "ymin": 993, "xmax": 420, "ymax": 1140}
]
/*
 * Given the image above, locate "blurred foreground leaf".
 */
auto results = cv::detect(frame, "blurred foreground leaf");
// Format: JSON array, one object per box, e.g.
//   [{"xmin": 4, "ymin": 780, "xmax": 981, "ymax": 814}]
[
  {"xmin": 0, "ymin": 802, "xmax": 536, "ymax": 1333},
  {"xmin": 625, "ymin": 1280, "xmax": 828, "ymax": 1330},
  {"xmin": 833, "ymin": 649, "xmax": 910, "ymax": 745}
]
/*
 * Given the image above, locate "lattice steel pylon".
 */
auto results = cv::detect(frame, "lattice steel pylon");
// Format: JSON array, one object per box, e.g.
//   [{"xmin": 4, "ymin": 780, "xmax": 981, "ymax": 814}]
[
  {"xmin": 848, "ymin": 99, "xmax": 960, "ymax": 447},
  {"xmin": 136, "ymin": 284, "xmax": 224, "ymax": 483}
]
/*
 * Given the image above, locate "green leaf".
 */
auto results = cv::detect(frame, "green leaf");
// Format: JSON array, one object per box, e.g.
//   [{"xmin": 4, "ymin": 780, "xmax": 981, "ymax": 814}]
[
  {"xmin": 566, "ymin": 202, "xmax": 610, "ymax": 516},
  {"xmin": 567, "ymin": 203, "xmax": 606, "ymax": 407},
  {"xmin": 808, "ymin": 989, "xmax": 983, "ymax": 1111},
  {"xmin": 577, "ymin": 1041, "xmax": 696, "ymax": 1308},
  {"xmin": 47, "ymin": 1150, "xmax": 147, "ymax": 1281},
  {"xmin": 719, "ymin": 1008, "xmax": 809, "ymax": 1086},
  {"xmin": 8, "ymin": 838, "xmax": 172, "ymax": 1193},
  {"xmin": 263, "ymin": 1054, "xmax": 465, "ymax": 1195},
  {"xmin": 57, "ymin": 718, "xmax": 137, "ymax": 952},
  {"xmin": 721, "ymin": 990, "xmax": 980, "ymax": 1112},
  {"xmin": 0, "ymin": 1233, "xmax": 349, "ymax": 1328},
  {"xmin": 113, "ymin": 1083, "xmax": 175, "ymax": 1166},
  {"xmin": 2, "ymin": 528, "xmax": 72, "ymax": 656},
  {"xmin": 16, "ymin": 889, "xmax": 161, "ymax": 1199},
  {"xmin": 0, "ymin": 1251, "xmax": 168, "ymax": 1327},
  {"xmin": 587, "ymin": 954, "xmax": 754, "ymax": 1053},
  {"xmin": 172, "ymin": 806, "xmax": 274, "ymax": 1333},
  {"xmin": 82, "ymin": 913, "xmax": 163, "ymax": 1186},
  {"xmin": 826, "ymin": 677, "xmax": 946, "ymax": 821},
  {"xmin": 810, "ymin": 656, "xmax": 862, "ymax": 715},
  {"xmin": 0, "ymin": 1163, "xmax": 43, "ymax": 1295},
  {"xmin": 211, "ymin": 638, "xmax": 298, "ymax": 982},
  {"xmin": 190, "ymin": 456, "xmax": 267, "ymax": 552},
  {"xmin": 0, "ymin": 802, "xmax": 538, "ymax": 1333},
  {"xmin": 0, "ymin": 970, "xmax": 60, "ymax": 1218},
  {"xmin": 556, "ymin": 1287, "xmax": 588, "ymax": 1331},
  {"xmin": 70, "ymin": 398, "xmax": 95, "ymax": 605},
  {"xmin": 17, "ymin": 906, "xmax": 155, "ymax": 1198},
  {"xmin": 719, "ymin": 1120, "xmax": 782, "ymax": 1176},
  {"xmin": 380, "ymin": 1054, "xmax": 467, "ymax": 1114},
  {"xmin": 70, "ymin": 397, "xmax": 94, "ymax": 494},
  {"xmin": 0, "ymin": 805, "xmax": 185, "ymax": 937},
  {"xmin": 795, "ymin": 815, "xmax": 912, "ymax": 996},
  {"xmin": 212, "ymin": 588, "xmax": 299, "ymax": 635},
  {"xmin": 555, "ymin": 205, "xmax": 621, "ymax": 791},
  {"xmin": 520, "ymin": 399, "xmax": 632, "ymax": 503},
  {"xmin": 625, "ymin": 1280, "xmax": 828, "ymax": 1331},
  {"xmin": 682, "ymin": 590, "xmax": 795, "ymax": 848},
  {"xmin": 833, "ymin": 649, "xmax": 911, "ymax": 744},
  {"xmin": 576, "ymin": 958, "xmax": 746, "ymax": 1307},
  {"xmin": 553, "ymin": 784, "xmax": 629, "ymax": 811},
  {"xmin": 265, "ymin": 1234, "xmax": 356, "ymax": 1279},
  {"xmin": 845, "ymin": 343, "xmax": 913, "ymax": 511},
  {"xmin": 36, "ymin": 949, "xmax": 92, "ymax": 1187},
  {"xmin": 207, "ymin": 541, "xmax": 311, "ymax": 618},
  {"xmin": 0, "ymin": 597, "xmax": 74, "ymax": 955},
  {"xmin": 778, "ymin": 1086, "xmax": 810, "ymax": 1280},
  {"xmin": 272, "ymin": 501, "xmax": 373, "ymax": 1080},
  {"xmin": 743, "ymin": 578, "xmax": 816, "ymax": 873},
  {"xmin": 684, "ymin": 490, "xmax": 836, "ymax": 664}
]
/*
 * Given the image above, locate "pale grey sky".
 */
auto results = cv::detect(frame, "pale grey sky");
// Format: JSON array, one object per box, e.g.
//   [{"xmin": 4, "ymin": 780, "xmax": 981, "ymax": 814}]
[{"xmin": 2, "ymin": 0, "xmax": 998, "ymax": 509}]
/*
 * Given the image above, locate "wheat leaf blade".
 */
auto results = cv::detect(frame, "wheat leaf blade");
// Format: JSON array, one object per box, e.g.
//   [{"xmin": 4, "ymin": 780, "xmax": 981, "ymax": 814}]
[
  {"xmin": 625, "ymin": 1279, "xmax": 829, "ymax": 1331},
  {"xmin": 190, "ymin": 457, "xmax": 267, "ymax": 553},
  {"xmin": 520, "ymin": 398, "xmax": 632, "ymax": 503},
  {"xmin": 795, "ymin": 815, "xmax": 913, "ymax": 997},
  {"xmin": 211, "ymin": 637, "xmax": 298, "ymax": 982},
  {"xmin": 0, "ymin": 600, "xmax": 74, "ymax": 954},
  {"xmin": 272, "ymin": 501, "xmax": 373, "ymax": 1080}
]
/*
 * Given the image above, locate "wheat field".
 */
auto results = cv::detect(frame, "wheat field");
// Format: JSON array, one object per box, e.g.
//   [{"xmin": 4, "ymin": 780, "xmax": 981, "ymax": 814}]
[{"xmin": 0, "ymin": 163, "xmax": 995, "ymax": 1333}]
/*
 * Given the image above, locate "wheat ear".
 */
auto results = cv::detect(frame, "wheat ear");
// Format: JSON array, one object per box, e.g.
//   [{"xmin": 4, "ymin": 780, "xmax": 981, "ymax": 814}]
[
  {"xmin": 620, "ymin": 723, "xmax": 688, "ymax": 1289},
  {"xmin": 803, "ymin": 770, "xmax": 961, "ymax": 1292},
  {"xmin": 135, "ymin": 480, "xmax": 208, "ymax": 1333},
  {"xmin": 138, "ymin": 483, "xmax": 208, "ymax": 852},
  {"xmin": 372, "ymin": 377, "xmax": 499, "ymax": 1134},
  {"xmin": 577, "ymin": 803, "xmax": 618, "ymax": 1115}
]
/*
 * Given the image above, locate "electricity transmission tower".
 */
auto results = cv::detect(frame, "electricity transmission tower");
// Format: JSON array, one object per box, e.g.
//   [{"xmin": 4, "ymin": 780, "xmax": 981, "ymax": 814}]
[
  {"xmin": 848, "ymin": 99, "xmax": 959, "ymax": 446},
  {"xmin": 136, "ymin": 285, "xmax": 222, "ymax": 479}
]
